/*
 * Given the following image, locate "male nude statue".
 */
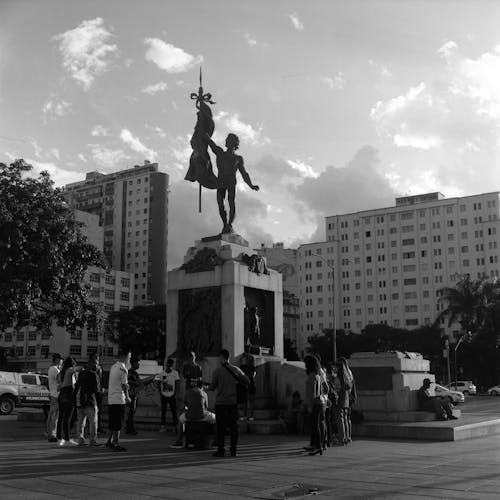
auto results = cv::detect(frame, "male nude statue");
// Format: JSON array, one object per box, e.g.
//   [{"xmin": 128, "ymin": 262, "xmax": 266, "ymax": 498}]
[{"xmin": 207, "ymin": 133, "xmax": 259, "ymax": 234}]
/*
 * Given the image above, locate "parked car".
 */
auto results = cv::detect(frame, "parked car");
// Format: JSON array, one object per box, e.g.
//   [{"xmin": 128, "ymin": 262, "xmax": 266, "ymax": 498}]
[
  {"xmin": 0, "ymin": 371, "xmax": 50, "ymax": 415},
  {"xmin": 445, "ymin": 381, "xmax": 477, "ymax": 395},
  {"xmin": 487, "ymin": 385, "xmax": 500, "ymax": 396},
  {"xmin": 434, "ymin": 383, "xmax": 465, "ymax": 404}
]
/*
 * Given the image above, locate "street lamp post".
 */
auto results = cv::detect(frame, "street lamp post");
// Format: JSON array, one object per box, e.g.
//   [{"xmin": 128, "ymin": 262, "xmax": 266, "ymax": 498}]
[
  {"xmin": 454, "ymin": 334, "xmax": 465, "ymax": 390},
  {"xmin": 312, "ymin": 252, "xmax": 337, "ymax": 363}
]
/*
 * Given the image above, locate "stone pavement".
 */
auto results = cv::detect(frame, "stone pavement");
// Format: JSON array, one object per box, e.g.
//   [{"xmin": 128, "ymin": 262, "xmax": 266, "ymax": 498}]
[{"xmin": 2, "ymin": 418, "xmax": 500, "ymax": 499}]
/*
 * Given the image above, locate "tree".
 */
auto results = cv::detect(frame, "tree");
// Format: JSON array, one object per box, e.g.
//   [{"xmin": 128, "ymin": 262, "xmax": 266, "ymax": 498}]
[
  {"xmin": 0, "ymin": 159, "xmax": 104, "ymax": 333},
  {"xmin": 107, "ymin": 304, "xmax": 166, "ymax": 360}
]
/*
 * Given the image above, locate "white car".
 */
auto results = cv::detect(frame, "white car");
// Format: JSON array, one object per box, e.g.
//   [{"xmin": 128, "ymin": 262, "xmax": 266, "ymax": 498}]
[
  {"xmin": 445, "ymin": 381, "xmax": 477, "ymax": 396},
  {"xmin": 487, "ymin": 385, "xmax": 500, "ymax": 396},
  {"xmin": 434, "ymin": 383, "xmax": 465, "ymax": 404}
]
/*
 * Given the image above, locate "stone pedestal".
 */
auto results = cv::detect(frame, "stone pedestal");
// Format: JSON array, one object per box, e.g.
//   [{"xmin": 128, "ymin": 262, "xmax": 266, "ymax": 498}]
[
  {"xmin": 349, "ymin": 351, "xmax": 436, "ymax": 421},
  {"xmin": 166, "ymin": 233, "xmax": 283, "ymax": 384}
]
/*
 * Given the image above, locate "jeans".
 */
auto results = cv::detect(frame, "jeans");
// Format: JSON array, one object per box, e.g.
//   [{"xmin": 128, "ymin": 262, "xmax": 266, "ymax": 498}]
[
  {"xmin": 215, "ymin": 404, "xmax": 238, "ymax": 452},
  {"xmin": 77, "ymin": 406, "xmax": 98, "ymax": 444},
  {"xmin": 161, "ymin": 395, "xmax": 177, "ymax": 426},
  {"xmin": 336, "ymin": 407, "xmax": 352, "ymax": 444},
  {"xmin": 126, "ymin": 396, "xmax": 138, "ymax": 432},
  {"xmin": 423, "ymin": 397, "xmax": 453, "ymax": 418},
  {"xmin": 310, "ymin": 403, "xmax": 326, "ymax": 450},
  {"xmin": 56, "ymin": 393, "xmax": 73, "ymax": 441},
  {"xmin": 46, "ymin": 396, "xmax": 59, "ymax": 438}
]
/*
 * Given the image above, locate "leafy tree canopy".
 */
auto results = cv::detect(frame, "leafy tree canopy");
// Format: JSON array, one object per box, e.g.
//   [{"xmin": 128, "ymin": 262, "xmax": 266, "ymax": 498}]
[
  {"xmin": 107, "ymin": 304, "xmax": 166, "ymax": 360},
  {"xmin": 0, "ymin": 159, "xmax": 104, "ymax": 333}
]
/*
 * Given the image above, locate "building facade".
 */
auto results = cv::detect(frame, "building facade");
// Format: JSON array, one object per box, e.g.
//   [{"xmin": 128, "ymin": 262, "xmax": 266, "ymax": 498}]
[
  {"xmin": 64, "ymin": 161, "xmax": 169, "ymax": 306},
  {"xmin": 322, "ymin": 192, "xmax": 500, "ymax": 338}
]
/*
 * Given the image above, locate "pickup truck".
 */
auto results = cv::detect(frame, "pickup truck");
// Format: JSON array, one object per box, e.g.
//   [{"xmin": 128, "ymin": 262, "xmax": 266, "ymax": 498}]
[{"xmin": 0, "ymin": 371, "xmax": 50, "ymax": 415}]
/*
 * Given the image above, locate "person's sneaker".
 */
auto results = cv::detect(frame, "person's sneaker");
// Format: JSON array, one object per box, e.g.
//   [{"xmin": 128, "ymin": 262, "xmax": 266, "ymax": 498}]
[
  {"xmin": 239, "ymin": 416, "xmax": 247, "ymax": 421},
  {"xmin": 48, "ymin": 436, "xmax": 58, "ymax": 443},
  {"xmin": 112, "ymin": 445, "xmax": 127, "ymax": 452},
  {"xmin": 68, "ymin": 439, "xmax": 78, "ymax": 446},
  {"xmin": 170, "ymin": 442, "xmax": 183, "ymax": 449},
  {"xmin": 105, "ymin": 441, "xmax": 114, "ymax": 449},
  {"xmin": 159, "ymin": 425, "xmax": 166, "ymax": 432},
  {"xmin": 248, "ymin": 417, "xmax": 255, "ymax": 421},
  {"xmin": 438, "ymin": 415, "xmax": 448, "ymax": 421},
  {"xmin": 58, "ymin": 439, "xmax": 67, "ymax": 447},
  {"xmin": 212, "ymin": 450, "xmax": 225, "ymax": 457},
  {"xmin": 77, "ymin": 440, "xmax": 88, "ymax": 447},
  {"xmin": 448, "ymin": 415, "xmax": 458, "ymax": 420}
]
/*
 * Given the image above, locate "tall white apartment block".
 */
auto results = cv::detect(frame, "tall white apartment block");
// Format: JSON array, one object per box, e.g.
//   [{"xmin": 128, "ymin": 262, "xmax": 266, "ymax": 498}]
[
  {"xmin": 297, "ymin": 241, "xmax": 334, "ymax": 354},
  {"xmin": 323, "ymin": 192, "xmax": 500, "ymax": 339},
  {"xmin": 64, "ymin": 161, "xmax": 169, "ymax": 306}
]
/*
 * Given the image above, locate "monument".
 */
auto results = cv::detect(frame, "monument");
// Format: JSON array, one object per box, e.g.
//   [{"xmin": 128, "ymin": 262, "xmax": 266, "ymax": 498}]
[{"xmin": 167, "ymin": 71, "xmax": 284, "ymax": 393}]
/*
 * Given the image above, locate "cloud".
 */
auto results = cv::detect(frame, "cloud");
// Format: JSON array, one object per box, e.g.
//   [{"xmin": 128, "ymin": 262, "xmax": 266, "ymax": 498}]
[
  {"xmin": 42, "ymin": 96, "xmax": 72, "ymax": 120},
  {"xmin": 214, "ymin": 111, "xmax": 270, "ymax": 146},
  {"xmin": 53, "ymin": 18, "xmax": 118, "ymax": 90},
  {"xmin": 78, "ymin": 153, "xmax": 88, "ymax": 162},
  {"xmin": 144, "ymin": 38, "xmax": 202, "ymax": 73},
  {"xmin": 437, "ymin": 40, "xmax": 457, "ymax": 59},
  {"xmin": 286, "ymin": 159, "xmax": 319, "ymax": 179},
  {"xmin": 142, "ymin": 81, "xmax": 169, "ymax": 95},
  {"xmin": 320, "ymin": 72, "xmax": 346, "ymax": 91},
  {"xmin": 91, "ymin": 124, "xmax": 109, "ymax": 137},
  {"xmin": 371, "ymin": 82, "xmax": 445, "ymax": 150},
  {"xmin": 288, "ymin": 12, "xmax": 304, "ymax": 31},
  {"xmin": 120, "ymin": 129, "xmax": 158, "ymax": 161},
  {"xmin": 88, "ymin": 144, "xmax": 130, "ymax": 168},
  {"xmin": 146, "ymin": 124, "xmax": 167, "ymax": 138},
  {"xmin": 368, "ymin": 59, "xmax": 392, "ymax": 77},
  {"xmin": 294, "ymin": 146, "xmax": 398, "ymax": 215},
  {"xmin": 244, "ymin": 33, "xmax": 257, "ymax": 47},
  {"xmin": 26, "ymin": 159, "xmax": 82, "ymax": 187}
]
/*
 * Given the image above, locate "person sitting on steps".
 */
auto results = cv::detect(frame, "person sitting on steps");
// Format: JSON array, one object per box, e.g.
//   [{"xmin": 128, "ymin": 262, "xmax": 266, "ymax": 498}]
[{"xmin": 417, "ymin": 378, "xmax": 458, "ymax": 421}]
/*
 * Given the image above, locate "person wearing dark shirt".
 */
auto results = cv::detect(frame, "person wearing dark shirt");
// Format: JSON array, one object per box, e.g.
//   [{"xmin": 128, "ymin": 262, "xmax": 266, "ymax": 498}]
[
  {"xmin": 240, "ymin": 354, "xmax": 257, "ymax": 420},
  {"xmin": 208, "ymin": 349, "xmax": 249, "ymax": 458},
  {"xmin": 75, "ymin": 355, "xmax": 101, "ymax": 446},
  {"xmin": 417, "ymin": 378, "xmax": 458, "ymax": 421},
  {"xmin": 182, "ymin": 351, "xmax": 203, "ymax": 387},
  {"xmin": 170, "ymin": 380, "xmax": 215, "ymax": 448}
]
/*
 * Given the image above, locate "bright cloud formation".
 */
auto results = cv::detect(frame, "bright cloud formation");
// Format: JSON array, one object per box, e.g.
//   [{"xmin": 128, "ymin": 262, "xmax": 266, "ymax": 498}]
[
  {"xmin": 144, "ymin": 38, "xmax": 203, "ymax": 73},
  {"xmin": 120, "ymin": 129, "xmax": 158, "ymax": 161},
  {"xmin": 91, "ymin": 124, "xmax": 109, "ymax": 137},
  {"xmin": 286, "ymin": 159, "xmax": 319, "ymax": 179},
  {"xmin": 53, "ymin": 18, "xmax": 118, "ymax": 90},
  {"xmin": 288, "ymin": 12, "xmax": 304, "ymax": 31},
  {"xmin": 142, "ymin": 81, "xmax": 168, "ymax": 94},
  {"xmin": 88, "ymin": 144, "xmax": 130, "ymax": 168},
  {"xmin": 214, "ymin": 111, "xmax": 270, "ymax": 146},
  {"xmin": 42, "ymin": 96, "xmax": 72, "ymax": 119},
  {"xmin": 244, "ymin": 33, "xmax": 257, "ymax": 47},
  {"xmin": 320, "ymin": 72, "xmax": 346, "ymax": 91}
]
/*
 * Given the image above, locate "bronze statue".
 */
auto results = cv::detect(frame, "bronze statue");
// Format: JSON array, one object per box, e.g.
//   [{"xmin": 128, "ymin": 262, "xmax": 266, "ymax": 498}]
[
  {"xmin": 184, "ymin": 69, "xmax": 259, "ymax": 234},
  {"xmin": 207, "ymin": 133, "xmax": 259, "ymax": 234}
]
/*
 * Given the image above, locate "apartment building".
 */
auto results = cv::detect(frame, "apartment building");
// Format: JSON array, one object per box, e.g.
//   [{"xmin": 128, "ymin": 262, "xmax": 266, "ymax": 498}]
[
  {"xmin": 297, "ymin": 241, "xmax": 334, "ymax": 354},
  {"xmin": 64, "ymin": 161, "xmax": 169, "ymax": 306},
  {"xmin": 318, "ymin": 192, "xmax": 500, "ymax": 340}
]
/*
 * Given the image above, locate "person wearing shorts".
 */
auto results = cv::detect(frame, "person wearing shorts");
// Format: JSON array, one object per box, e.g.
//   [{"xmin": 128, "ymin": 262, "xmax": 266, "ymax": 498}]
[{"xmin": 106, "ymin": 350, "xmax": 131, "ymax": 452}]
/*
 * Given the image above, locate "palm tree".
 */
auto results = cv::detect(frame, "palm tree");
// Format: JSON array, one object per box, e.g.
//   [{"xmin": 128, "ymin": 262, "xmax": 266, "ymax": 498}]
[{"xmin": 436, "ymin": 275, "xmax": 500, "ymax": 337}]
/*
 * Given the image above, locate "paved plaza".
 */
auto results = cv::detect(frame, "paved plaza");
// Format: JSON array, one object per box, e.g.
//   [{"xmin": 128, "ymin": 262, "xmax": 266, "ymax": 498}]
[{"xmin": 2, "ymin": 412, "xmax": 500, "ymax": 500}]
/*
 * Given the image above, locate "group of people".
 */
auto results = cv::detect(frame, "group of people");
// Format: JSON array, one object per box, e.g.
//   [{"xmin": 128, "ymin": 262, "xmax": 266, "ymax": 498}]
[{"xmin": 302, "ymin": 355, "xmax": 357, "ymax": 456}]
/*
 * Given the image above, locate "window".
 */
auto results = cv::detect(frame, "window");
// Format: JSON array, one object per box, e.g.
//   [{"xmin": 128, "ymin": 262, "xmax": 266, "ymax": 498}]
[
  {"xmin": 105, "ymin": 275, "xmax": 115, "ymax": 285},
  {"xmin": 121, "ymin": 278, "xmax": 130, "ymax": 288},
  {"xmin": 28, "ymin": 330, "xmax": 37, "ymax": 341},
  {"xmin": 402, "ymin": 225, "xmax": 414, "ymax": 233},
  {"xmin": 87, "ymin": 330, "xmax": 98, "ymax": 341},
  {"xmin": 404, "ymin": 278, "xmax": 417, "ymax": 285},
  {"xmin": 87, "ymin": 346, "xmax": 98, "ymax": 356},
  {"xmin": 90, "ymin": 273, "xmax": 100, "ymax": 283},
  {"xmin": 402, "ymin": 239, "xmax": 414, "ymax": 246},
  {"xmin": 41, "ymin": 345, "xmax": 49, "ymax": 357},
  {"xmin": 16, "ymin": 331, "xmax": 25, "ymax": 341},
  {"xmin": 27, "ymin": 346, "xmax": 36, "ymax": 356},
  {"xmin": 70, "ymin": 345, "xmax": 81, "ymax": 356},
  {"xmin": 105, "ymin": 289, "xmax": 114, "ymax": 299}
]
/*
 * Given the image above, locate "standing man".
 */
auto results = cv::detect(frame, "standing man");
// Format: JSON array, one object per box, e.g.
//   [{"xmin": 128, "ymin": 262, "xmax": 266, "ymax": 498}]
[
  {"xmin": 106, "ymin": 350, "xmax": 131, "ymax": 451},
  {"xmin": 46, "ymin": 353, "xmax": 62, "ymax": 443},
  {"xmin": 182, "ymin": 352, "xmax": 203, "ymax": 388},
  {"xmin": 208, "ymin": 349, "xmax": 249, "ymax": 457},
  {"xmin": 75, "ymin": 353, "xmax": 101, "ymax": 447},
  {"xmin": 207, "ymin": 133, "xmax": 259, "ymax": 234},
  {"xmin": 159, "ymin": 358, "xmax": 180, "ymax": 432}
]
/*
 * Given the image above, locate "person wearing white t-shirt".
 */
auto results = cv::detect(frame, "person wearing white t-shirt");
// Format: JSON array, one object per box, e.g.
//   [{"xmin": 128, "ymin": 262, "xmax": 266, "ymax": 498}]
[
  {"xmin": 159, "ymin": 358, "xmax": 180, "ymax": 432},
  {"xmin": 106, "ymin": 350, "xmax": 131, "ymax": 451},
  {"xmin": 46, "ymin": 353, "xmax": 62, "ymax": 442}
]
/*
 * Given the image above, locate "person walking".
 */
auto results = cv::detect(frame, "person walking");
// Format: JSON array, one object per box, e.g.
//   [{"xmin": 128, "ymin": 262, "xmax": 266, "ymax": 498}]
[
  {"xmin": 46, "ymin": 353, "xmax": 62, "ymax": 443},
  {"xmin": 56, "ymin": 357, "xmax": 77, "ymax": 446},
  {"xmin": 106, "ymin": 350, "xmax": 131, "ymax": 452},
  {"xmin": 159, "ymin": 358, "xmax": 180, "ymax": 432},
  {"xmin": 336, "ymin": 357, "xmax": 357, "ymax": 445},
  {"xmin": 304, "ymin": 355, "xmax": 328, "ymax": 456},
  {"xmin": 208, "ymin": 349, "xmax": 249, "ymax": 458},
  {"xmin": 75, "ymin": 354, "xmax": 101, "ymax": 447}
]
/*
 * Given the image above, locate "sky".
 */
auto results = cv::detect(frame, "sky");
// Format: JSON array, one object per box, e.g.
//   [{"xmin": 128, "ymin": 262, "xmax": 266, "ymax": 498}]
[{"xmin": 2, "ymin": 0, "xmax": 500, "ymax": 268}]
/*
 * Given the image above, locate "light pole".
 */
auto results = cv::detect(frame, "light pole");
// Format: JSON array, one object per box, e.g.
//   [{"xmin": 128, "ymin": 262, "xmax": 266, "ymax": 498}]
[
  {"xmin": 312, "ymin": 252, "xmax": 337, "ymax": 362},
  {"xmin": 454, "ymin": 334, "xmax": 466, "ymax": 390}
]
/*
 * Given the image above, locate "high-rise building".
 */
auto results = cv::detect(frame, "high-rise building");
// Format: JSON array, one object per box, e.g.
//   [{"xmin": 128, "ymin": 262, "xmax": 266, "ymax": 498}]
[
  {"xmin": 316, "ymin": 191, "xmax": 500, "ymax": 340},
  {"xmin": 64, "ymin": 161, "xmax": 169, "ymax": 306}
]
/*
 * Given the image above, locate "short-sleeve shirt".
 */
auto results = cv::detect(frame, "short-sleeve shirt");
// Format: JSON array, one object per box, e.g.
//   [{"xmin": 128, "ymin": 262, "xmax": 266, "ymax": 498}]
[
  {"xmin": 48, "ymin": 365, "xmax": 60, "ymax": 398},
  {"xmin": 108, "ymin": 361, "xmax": 128, "ymax": 405},
  {"xmin": 160, "ymin": 369, "xmax": 180, "ymax": 397}
]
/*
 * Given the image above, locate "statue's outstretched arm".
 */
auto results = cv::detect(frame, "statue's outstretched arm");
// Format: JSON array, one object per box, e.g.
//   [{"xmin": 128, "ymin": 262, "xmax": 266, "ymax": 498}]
[{"xmin": 239, "ymin": 159, "xmax": 259, "ymax": 191}]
